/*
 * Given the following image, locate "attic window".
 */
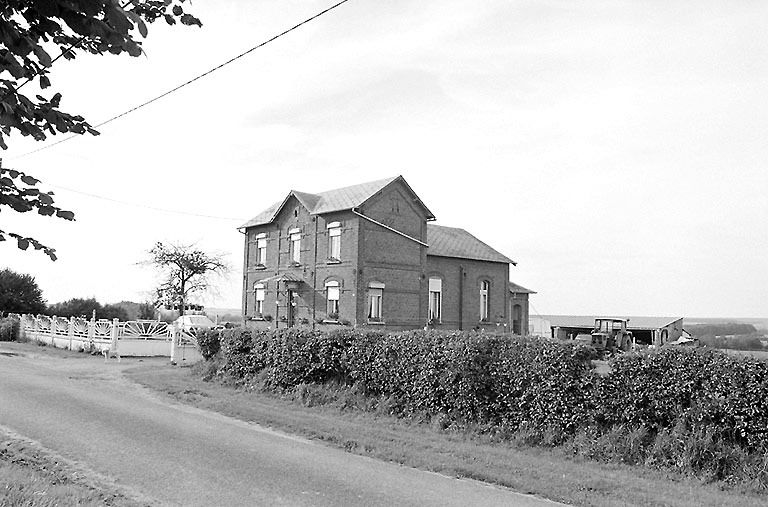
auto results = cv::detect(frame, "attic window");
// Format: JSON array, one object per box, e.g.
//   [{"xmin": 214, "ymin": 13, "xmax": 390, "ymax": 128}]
[{"xmin": 294, "ymin": 208, "xmax": 299, "ymax": 217}]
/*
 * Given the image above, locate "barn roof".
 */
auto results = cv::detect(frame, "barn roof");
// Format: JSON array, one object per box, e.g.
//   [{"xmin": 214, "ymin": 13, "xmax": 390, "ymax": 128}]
[
  {"xmin": 239, "ymin": 176, "xmax": 435, "ymax": 229},
  {"xmin": 426, "ymin": 224, "xmax": 516, "ymax": 265},
  {"xmin": 548, "ymin": 315, "xmax": 683, "ymax": 330}
]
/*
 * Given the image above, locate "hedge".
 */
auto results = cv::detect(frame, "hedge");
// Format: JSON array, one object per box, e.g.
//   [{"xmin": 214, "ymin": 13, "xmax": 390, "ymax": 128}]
[
  {"xmin": 0, "ymin": 317, "xmax": 20, "ymax": 342},
  {"xmin": 216, "ymin": 328, "xmax": 597, "ymax": 434},
  {"xmin": 209, "ymin": 327, "xmax": 768, "ymax": 456}
]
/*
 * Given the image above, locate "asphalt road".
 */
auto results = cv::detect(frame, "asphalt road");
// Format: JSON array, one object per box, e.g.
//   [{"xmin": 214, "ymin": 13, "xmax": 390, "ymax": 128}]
[{"xmin": 0, "ymin": 344, "xmax": 562, "ymax": 506}]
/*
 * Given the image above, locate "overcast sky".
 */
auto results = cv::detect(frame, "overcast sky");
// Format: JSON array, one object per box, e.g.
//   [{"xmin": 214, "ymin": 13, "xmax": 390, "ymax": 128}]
[{"xmin": 3, "ymin": 0, "xmax": 767, "ymax": 318}]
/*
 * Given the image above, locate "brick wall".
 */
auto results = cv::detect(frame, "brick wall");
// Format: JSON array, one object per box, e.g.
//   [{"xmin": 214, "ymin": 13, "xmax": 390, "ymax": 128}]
[
  {"xmin": 357, "ymin": 180, "xmax": 429, "ymax": 328},
  {"xmin": 241, "ymin": 180, "xmax": 521, "ymax": 333},
  {"xmin": 426, "ymin": 256, "xmax": 510, "ymax": 331}
]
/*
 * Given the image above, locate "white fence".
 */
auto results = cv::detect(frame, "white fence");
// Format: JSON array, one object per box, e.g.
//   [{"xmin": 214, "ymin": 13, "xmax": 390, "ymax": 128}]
[{"xmin": 8, "ymin": 313, "xmax": 202, "ymax": 362}]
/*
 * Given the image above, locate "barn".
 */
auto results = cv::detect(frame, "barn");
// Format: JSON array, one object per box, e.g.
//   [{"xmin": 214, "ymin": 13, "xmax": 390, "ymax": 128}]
[{"xmin": 549, "ymin": 315, "xmax": 684, "ymax": 346}]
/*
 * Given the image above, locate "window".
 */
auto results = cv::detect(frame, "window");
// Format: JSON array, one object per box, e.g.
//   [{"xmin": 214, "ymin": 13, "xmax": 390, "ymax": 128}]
[
  {"xmin": 255, "ymin": 283, "xmax": 265, "ymax": 315},
  {"xmin": 327, "ymin": 222, "xmax": 341, "ymax": 260},
  {"xmin": 367, "ymin": 282, "xmax": 384, "ymax": 322},
  {"xmin": 255, "ymin": 233, "xmax": 267, "ymax": 265},
  {"xmin": 480, "ymin": 280, "xmax": 490, "ymax": 321},
  {"xmin": 325, "ymin": 281, "xmax": 340, "ymax": 318},
  {"xmin": 368, "ymin": 289, "xmax": 383, "ymax": 321},
  {"xmin": 428, "ymin": 277, "xmax": 442, "ymax": 322},
  {"xmin": 289, "ymin": 228, "xmax": 301, "ymax": 264}
]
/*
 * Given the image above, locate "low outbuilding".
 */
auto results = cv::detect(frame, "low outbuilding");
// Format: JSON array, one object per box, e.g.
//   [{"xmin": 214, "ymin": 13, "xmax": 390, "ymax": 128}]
[{"xmin": 549, "ymin": 315, "xmax": 684, "ymax": 346}]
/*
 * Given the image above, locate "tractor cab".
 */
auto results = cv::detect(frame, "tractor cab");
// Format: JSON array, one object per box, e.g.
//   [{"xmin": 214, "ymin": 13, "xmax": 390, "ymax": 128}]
[{"xmin": 591, "ymin": 318, "xmax": 634, "ymax": 354}]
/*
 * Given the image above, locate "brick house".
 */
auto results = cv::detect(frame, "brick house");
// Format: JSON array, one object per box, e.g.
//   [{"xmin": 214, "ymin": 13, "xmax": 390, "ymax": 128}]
[{"xmin": 239, "ymin": 176, "xmax": 532, "ymax": 333}]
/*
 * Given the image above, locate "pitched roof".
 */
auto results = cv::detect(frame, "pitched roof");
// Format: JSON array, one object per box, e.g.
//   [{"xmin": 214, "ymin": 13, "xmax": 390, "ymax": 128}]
[
  {"xmin": 240, "ymin": 176, "xmax": 435, "ymax": 229},
  {"xmin": 546, "ymin": 315, "xmax": 683, "ymax": 330},
  {"xmin": 427, "ymin": 224, "xmax": 515, "ymax": 265},
  {"xmin": 509, "ymin": 281, "xmax": 536, "ymax": 294}
]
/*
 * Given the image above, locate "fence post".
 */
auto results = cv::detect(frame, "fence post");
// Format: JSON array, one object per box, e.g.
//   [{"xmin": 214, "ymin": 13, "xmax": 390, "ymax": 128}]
[
  {"xmin": 51, "ymin": 315, "xmax": 57, "ymax": 345},
  {"xmin": 110, "ymin": 318, "xmax": 119, "ymax": 354},
  {"xmin": 87, "ymin": 316, "xmax": 95, "ymax": 351},
  {"xmin": 170, "ymin": 323, "xmax": 178, "ymax": 364},
  {"xmin": 68, "ymin": 317, "xmax": 75, "ymax": 350}
]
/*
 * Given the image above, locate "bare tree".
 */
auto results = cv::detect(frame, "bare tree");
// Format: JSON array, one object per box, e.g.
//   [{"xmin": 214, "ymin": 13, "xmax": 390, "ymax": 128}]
[{"xmin": 146, "ymin": 242, "xmax": 228, "ymax": 317}]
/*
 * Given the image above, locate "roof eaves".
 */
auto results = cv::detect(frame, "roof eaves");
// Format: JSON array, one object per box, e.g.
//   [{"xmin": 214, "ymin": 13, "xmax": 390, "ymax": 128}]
[
  {"xmin": 358, "ymin": 175, "xmax": 436, "ymax": 221},
  {"xmin": 426, "ymin": 252, "xmax": 515, "ymax": 265}
]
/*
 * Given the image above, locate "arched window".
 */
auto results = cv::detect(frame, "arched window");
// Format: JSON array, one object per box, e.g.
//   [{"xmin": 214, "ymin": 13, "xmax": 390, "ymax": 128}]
[
  {"xmin": 255, "ymin": 232, "xmax": 267, "ymax": 266},
  {"xmin": 325, "ymin": 280, "xmax": 340, "ymax": 318},
  {"xmin": 512, "ymin": 304, "xmax": 522, "ymax": 335},
  {"xmin": 428, "ymin": 277, "xmax": 442, "ymax": 322},
  {"xmin": 289, "ymin": 227, "xmax": 301, "ymax": 264},
  {"xmin": 327, "ymin": 222, "xmax": 341, "ymax": 261},
  {"xmin": 367, "ymin": 282, "xmax": 385, "ymax": 322},
  {"xmin": 480, "ymin": 280, "xmax": 490, "ymax": 321},
  {"xmin": 254, "ymin": 283, "xmax": 265, "ymax": 315}
]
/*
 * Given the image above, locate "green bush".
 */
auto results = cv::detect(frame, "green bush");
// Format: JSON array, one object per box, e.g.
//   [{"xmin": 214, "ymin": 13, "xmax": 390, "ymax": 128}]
[
  {"xmin": 597, "ymin": 347, "xmax": 768, "ymax": 450},
  {"xmin": 210, "ymin": 327, "xmax": 768, "ymax": 488},
  {"xmin": 0, "ymin": 317, "xmax": 20, "ymax": 341},
  {"xmin": 217, "ymin": 328, "xmax": 595, "ymax": 433},
  {"xmin": 196, "ymin": 329, "xmax": 221, "ymax": 360}
]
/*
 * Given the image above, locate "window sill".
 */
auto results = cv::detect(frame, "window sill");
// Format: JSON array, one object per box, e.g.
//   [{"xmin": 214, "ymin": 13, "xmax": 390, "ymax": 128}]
[
  {"xmin": 253, "ymin": 264, "xmax": 266, "ymax": 271},
  {"xmin": 326, "ymin": 258, "xmax": 342, "ymax": 265},
  {"xmin": 321, "ymin": 319, "xmax": 340, "ymax": 325},
  {"xmin": 289, "ymin": 262, "xmax": 302, "ymax": 267},
  {"xmin": 367, "ymin": 320, "xmax": 386, "ymax": 325}
]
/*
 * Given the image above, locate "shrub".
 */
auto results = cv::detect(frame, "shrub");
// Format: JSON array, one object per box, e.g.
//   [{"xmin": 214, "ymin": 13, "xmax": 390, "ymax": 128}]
[
  {"xmin": 0, "ymin": 317, "xmax": 20, "ymax": 341},
  {"xmin": 597, "ymin": 347, "xmax": 768, "ymax": 450},
  {"xmin": 209, "ymin": 326, "xmax": 768, "ymax": 488},
  {"xmin": 196, "ymin": 329, "xmax": 221, "ymax": 360}
]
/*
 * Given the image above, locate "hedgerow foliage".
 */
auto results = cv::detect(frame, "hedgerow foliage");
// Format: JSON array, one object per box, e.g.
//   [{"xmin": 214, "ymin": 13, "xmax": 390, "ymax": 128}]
[
  {"xmin": 217, "ymin": 328, "xmax": 597, "ymax": 433},
  {"xmin": 208, "ymin": 328, "xmax": 768, "ymax": 487},
  {"xmin": 0, "ymin": 317, "xmax": 20, "ymax": 341}
]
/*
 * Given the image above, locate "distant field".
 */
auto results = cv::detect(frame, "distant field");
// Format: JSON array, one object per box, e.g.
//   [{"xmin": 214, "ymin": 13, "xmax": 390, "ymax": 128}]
[
  {"xmin": 722, "ymin": 349, "xmax": 768, "ymax": 360},
  {"xmin": 687, "ymin": 317, "xmax": 768, "ymax": 331}
]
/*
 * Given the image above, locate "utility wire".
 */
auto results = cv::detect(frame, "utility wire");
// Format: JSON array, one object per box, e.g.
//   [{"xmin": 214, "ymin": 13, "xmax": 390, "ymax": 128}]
[
  {"xmin": 46, "ymin": 181, "xmax": 248, "ymax": 221},
  {"xmin": 9, "ymin": 0, "xmax": 352, "ymax": 161}
]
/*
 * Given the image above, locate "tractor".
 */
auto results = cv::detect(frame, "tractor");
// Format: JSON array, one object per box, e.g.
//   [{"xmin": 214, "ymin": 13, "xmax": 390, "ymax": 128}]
[{"xmin": 575, "ymin": 318, "xmax": 634, "ymax": 357}]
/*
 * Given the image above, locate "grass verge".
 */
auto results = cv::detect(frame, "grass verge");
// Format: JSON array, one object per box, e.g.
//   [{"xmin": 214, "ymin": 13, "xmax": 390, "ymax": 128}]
[
  {"xmin": 0, "ymin": 429, "xmax": 146, "ymax": 507},
  {"xmin": 127, "ymin": 362, "xmax": 766, "ymax": 507}
]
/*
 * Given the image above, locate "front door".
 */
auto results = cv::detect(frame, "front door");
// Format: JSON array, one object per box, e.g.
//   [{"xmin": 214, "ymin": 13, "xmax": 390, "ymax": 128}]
[{"xmin": 287, "ymin": 290, "xmax": 296, "ymax": 327}]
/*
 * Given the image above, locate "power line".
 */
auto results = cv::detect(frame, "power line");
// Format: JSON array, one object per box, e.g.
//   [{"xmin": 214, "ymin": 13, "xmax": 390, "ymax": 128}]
[
  {"xmin": 9, "ymin": 0, "xmax": 352, "ymax": 161},
  {"xmin": 46, "ymin": 181, "xmax": 248, "ymax": 221}
]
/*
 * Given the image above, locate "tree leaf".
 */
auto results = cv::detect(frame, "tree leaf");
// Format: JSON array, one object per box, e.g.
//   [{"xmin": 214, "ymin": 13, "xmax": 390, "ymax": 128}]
[
  {"xmin": 33, "ymin": 45, "xmax": 52, "ymax": 67},
  {"xmin": 39, "ymin": 75, "xmax": 51, "ymax": 89},
  {"xmin": 21, "ymin": 175, "xmax": 40, "ymax": 185},
  {"xmin": 17, "ymin": 238, "xmax": 29, "ymax": 250},
  {"xmin": 56, "ymin": 210, "xmax": 75, "ymax": 220}
]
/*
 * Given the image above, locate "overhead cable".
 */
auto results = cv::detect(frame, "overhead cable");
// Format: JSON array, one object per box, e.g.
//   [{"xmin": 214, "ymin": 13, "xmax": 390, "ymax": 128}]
[{"xmin": 9, "ymin": 0, "xmax": 352, "ymax": 161}]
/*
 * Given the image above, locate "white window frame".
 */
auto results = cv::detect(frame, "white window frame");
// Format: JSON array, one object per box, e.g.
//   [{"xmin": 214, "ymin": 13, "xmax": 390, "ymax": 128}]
[
  {"xmin": 325, "ymin": 280, "xmax": 340, "ymax": 318},
  {"xmin": 255, "ymin": 233, "xmax": 267, "ymax": 265},
  {"xmin": 255, "ymin": 283, "xmax": 265, "ymax": 315},
  {"xmin": 480, "ymin": 280, "xmax": 490, "ymax": 321},
  {"xmin": 327, "ymin": 222, "xmax": 341, "ymax": 261},
  {"xmin": 289, "ymin": 228, "xmax": 301, "ymax": 264},
  {"xmin": 368, "ymin": 289, "xmax": 383, "ymax": 321},
  {"xmin": 428, "ymin": 277, "xmax": 442, "ymax": 322}
]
